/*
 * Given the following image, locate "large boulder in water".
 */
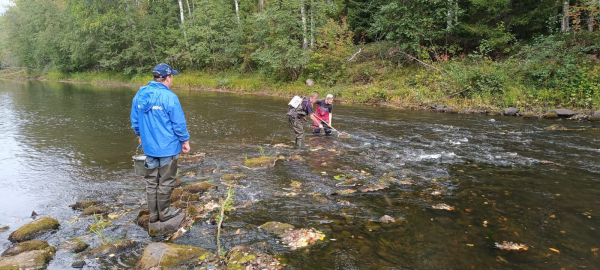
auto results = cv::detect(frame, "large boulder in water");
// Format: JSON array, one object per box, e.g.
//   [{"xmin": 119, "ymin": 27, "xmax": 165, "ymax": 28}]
[
  {"xmin": 503, "ymin": 107, "xmax": 519, "ymax": 116},
  {"xmin": 555, "ymin": 108, "xmax": 577, "ymax": 117},
  {"xmin": 134, "ymin": 243, "xmax": 217, "ymax": 270},
  {"xmin": 0, "ymin": 248, "xmax": 56, "ymax": 269},
  {"xmin": 2, "ymin": 240, "xmax": 52, "ymax": 257},
  {"xmin": 226, "ymin": 246, "xmax": 280, "ymax": 270},
  {"xmin": 8, "ymin": 217, "xmax": 60, "ymax": 243},
  {"xmin": 590, "ymin": 111, "xmax": 600, "ymax": 121}
]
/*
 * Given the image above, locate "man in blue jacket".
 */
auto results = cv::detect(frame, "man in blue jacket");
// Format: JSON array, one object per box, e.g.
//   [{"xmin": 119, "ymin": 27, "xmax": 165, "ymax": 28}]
[{"xmin": 131, "ymin": 63, "xmax": 191, "ymax": 224}]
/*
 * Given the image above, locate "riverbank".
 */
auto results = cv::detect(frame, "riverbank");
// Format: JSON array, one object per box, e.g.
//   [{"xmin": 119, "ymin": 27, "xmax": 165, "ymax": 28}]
[{"xmin": 13, "ymin": 48, "xmax": 600, "ymax": 120}]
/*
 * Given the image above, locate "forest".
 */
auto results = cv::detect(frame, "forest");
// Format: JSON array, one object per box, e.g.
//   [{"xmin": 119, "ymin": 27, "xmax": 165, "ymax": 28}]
[{"xmin": 1, "ymin": 0, "xmax": 600, "ymax": 110}]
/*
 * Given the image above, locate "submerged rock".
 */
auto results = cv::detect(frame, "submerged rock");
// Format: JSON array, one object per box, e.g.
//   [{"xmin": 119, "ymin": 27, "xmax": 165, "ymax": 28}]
[
  {"xmin": 287, "ymin": 154, "xmax": 305, "ymax": 162},
  {"xmin": 79, "ymin": 239, "xmax": 136, "ymax": 259},
  {"xmin": 135, "ymin": 243, "xmax": 216, "ymax": 270},
  {"xmin": 543, "ymin": 112, "xmax": 558, "ymax": 119},
  {"xmin": 0, "ymin": 225, "xmax": 9, "ymax": 232},
  {"xmin": 8, "ymin": 217, "xmax": 60, "ymax": 243},
  {"xmin": 522, "ymin": 112, "xmax": 537, "ymax": 119},
  {"xmin": 332, "ymin": 189, "xmax": 357, "ymax": 195},
  {"xmin": 361, "ymin": 183, "xmax": 389, "ymax": 193},
  {"xmin": 545, "ymin": 124, "xmax": 569, "ymax": 131},
  {"xmin": 226, "ymin": 245, "xmax": 280, "ymax": 270},
  {"xmin": 221, "ymin": 174, "xmax": 247, "ymax": 181},
  {"xmin": 258, "ymin": 222, "xmax": 294, "ymax": 235},
  {"xmin": 336, "ymin": 179, "xmax": 361, "ymax": 187},
  {"xmin": 503, "ymin": 107, "xmax": 519, "ymax": 116},
  {"xmin": 80, "ymin": 206, "xmax": 109, "ymax": 216},
  {"xmin": 182, "ymin": 182, "xmax": 216, "ymax": 194},
  {"xmin": 243, "ymin": 156, "xmax": 277, "ymax": 168},
  {"xmin": 379, "ymin": 215, "xmax": 396, "ymax": 223},
  {"xmin": 58, "ymin": 238, "xmax": 88, "ymax": 253},
  {"xmin": 2, "ymin": 240, "xmax": 51, "ymax": 257},
  {"xmin": 69, "ymin": 200, "xmax": 103, "ymax": 210},
  {"xmin": 555, "ymin": 109, "xmax": 577, "ymax": 117},
  {"xmin": 0, "ymin": 248, "xmax": 56, "ymax": 269}
]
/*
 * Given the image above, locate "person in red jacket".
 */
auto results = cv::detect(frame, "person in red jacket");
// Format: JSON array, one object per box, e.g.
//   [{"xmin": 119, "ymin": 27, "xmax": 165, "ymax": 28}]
[{"xmin": 313, "ymin": 94, "xmax": 334, "ymax": 135}]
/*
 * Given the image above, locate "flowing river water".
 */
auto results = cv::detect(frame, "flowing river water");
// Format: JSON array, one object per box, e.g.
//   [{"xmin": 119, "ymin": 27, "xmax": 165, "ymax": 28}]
[{"xmin": 0, "ymin": 80, "xmax": 599, "ymax": 269}]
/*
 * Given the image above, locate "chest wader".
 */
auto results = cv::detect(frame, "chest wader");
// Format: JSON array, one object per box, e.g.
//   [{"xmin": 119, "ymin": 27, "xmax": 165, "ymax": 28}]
[
  {"xmin": 144, "ymin": 157, "xmax": 182, "ymax": 223},
  {"xmin": 287, "ymin": 97, "xmax": 308, "ymax": 148}
]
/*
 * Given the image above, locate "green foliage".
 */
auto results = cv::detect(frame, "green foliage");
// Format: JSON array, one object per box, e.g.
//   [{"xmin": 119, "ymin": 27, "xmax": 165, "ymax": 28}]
[
  {"xmin": 216, "ymin": 188, "xmax": 235, "ymax": 258},
  {"xmin": 90, "ymin": 214, "xmax": 111, "ymax": 244}
]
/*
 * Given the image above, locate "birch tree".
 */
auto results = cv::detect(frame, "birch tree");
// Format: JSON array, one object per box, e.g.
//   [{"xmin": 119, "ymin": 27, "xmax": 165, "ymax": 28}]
[
  {"xmin": 562, "ymin": 1, "xmax": 570, "ymax": 31},
  {"xmin": 310, "ymin": 0, "xmax": 314, "ymax": 47},
  {"xmin": 234, "ymin": 0, "xmax": 240, "ymax": 25},
  {"xmin": 301, "ymin": 0, "xmax": 308, "ymax": 50}
]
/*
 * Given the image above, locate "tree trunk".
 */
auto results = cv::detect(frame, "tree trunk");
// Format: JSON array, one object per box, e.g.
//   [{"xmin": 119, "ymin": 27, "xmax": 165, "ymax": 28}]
[
  {"xmin": 589, "ymin": 0, "xmax": 597, "ymax": 32},
  {"xmin": 447, "ymin": 0, "xmax": 453, "ymax": 31},
  {"xmin": 234, "ymin": 0, "xmax": 241, "ymax": 25},
  {"xmin": 186, "ymin": 0, "xmax": 191, "ymax": 17},
  {"xmin": 562, "ymin": 0, "xmax": 570, "ymax": 32},
  {"xmin": 301, "ymin": 0, "xmax": 308, "ymax": 50},
  {"xmin": 310, "ymin": 0, "xmax": 314, "ymax": 48},
  {"xmin": 260, "ymin": 0, "xmax": 264, "ymax": 11},
  {"xmin": 178, "ymin": 0, "xmax": 189, "ymax": 48}
]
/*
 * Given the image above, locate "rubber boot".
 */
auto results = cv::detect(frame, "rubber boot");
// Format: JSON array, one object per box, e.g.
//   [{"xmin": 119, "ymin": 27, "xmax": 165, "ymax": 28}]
[
  {"xmin": 157, "ymin": 194, "xmax": 181, "ymax": 222},
  {"xmin": 157, "ymin": 158, "xmax": 181, "ymax": 222},
  {"xmin": 144, "ymin": 167, "xmax": 160, "ymax": 223}
]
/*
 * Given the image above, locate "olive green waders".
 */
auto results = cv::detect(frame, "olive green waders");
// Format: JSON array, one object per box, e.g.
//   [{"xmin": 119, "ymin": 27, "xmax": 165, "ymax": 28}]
[
  {"xmin": 144, "ymin": 159, "xmax": 181, "ymax": 222},
  {"xmin": 289, "ymin": 115, "xmax": 305, "ymax": 148}
]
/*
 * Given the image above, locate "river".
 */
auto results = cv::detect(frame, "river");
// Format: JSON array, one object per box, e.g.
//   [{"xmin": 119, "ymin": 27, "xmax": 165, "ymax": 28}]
[{"xmin": 0, "ymin": 80, "xmax": 599, "ymax": 269}]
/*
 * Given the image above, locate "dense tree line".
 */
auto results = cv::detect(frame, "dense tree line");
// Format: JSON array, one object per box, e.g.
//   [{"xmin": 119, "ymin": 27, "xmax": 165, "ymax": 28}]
[{"xmin": 1, "ymin": 0, "xmax": 599, "ymax": 81}]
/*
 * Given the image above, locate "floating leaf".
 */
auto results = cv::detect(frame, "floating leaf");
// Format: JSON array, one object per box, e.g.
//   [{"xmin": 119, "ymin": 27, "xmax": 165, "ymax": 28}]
[
  {"xmin": 495, "ymin": 241, "xmax": 528, "ymax": 251},
  {"xmin": 549, "ymin": 248, "xmax": 560, "ymax": 253}
]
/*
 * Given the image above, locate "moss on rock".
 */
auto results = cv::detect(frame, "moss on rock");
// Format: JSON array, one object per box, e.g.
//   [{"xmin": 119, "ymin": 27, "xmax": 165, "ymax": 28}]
[
  {"xmin": 243, "ymin": 156, "xmax": 277, "ymax": 168},
  {"xmin": 134, "ymin": 243, "xmax": 216, "ymax": 270},
  {"xmin": 136, "ymin": 215, "xmax": 150, "ymax": 230},
  {"xmin": 221, "ymin": 174, "xmax": 247, "ymax": 181},
  {"xmin": 182, "ymin": 182, "xmax": 216, "ymax": 194},
  {"xmin": 258, "ymin": 221, "xmax": 294, "ymax": 235},
  {"xmin": 69, "ymin": 200, "xmax": 103, "ymax": 210},
  {"xmin": 80, "ymin": 206, "xmax": 109, "ymax": 216},
  {"xmin": 136, "ymin": 209, "xmax": 150, "ymax": 221},
  {"xmin": 8, "ymin": 217, "xmax": 60, "ymax": 243},
  {"xmin": 2, "ymin": 240, "xmax": 51, "ymax": 257},
  {"xmin": 543, "ymin": 112, "xmax": 558, "ymax": 119},
  {"xmin": 171, "ymin": 188, "xmax": 201, "ymax": 203}
]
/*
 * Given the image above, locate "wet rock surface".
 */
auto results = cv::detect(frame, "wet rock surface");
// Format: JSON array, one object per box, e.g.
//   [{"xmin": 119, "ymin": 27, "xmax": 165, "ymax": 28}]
[
  {"xmin": 69, "ymin": 200, "xmax": 103, "ymax": 210},
  {"xmin": 243, "ymin": 156, "xmax": 277, "ymax": 168},
  {"xmin": 58, "ymin": 238, "xmax": 88, "ymax": 253},
  {"xmin": 135, "ymin": 243, "xmax": 216, "ymax": 270},
  {"xmin": 80, "ymin": 206, "xmax": 109, "ymax": 216},
  {"xmin": 0, "ymin": 248, "xmax": 56, "ymax": 269},
  {"xmin": 8, "ymin": 217, "xmax": 60, "ymax": 243},
  {"xmin": 79, "ymin": 239, "xmax": 137, "ymax": 260}
]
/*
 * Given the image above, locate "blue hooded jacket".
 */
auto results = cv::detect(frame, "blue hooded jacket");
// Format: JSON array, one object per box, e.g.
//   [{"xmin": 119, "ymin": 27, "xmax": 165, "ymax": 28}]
[{"xmin": 131, "ymin": 81, "xmax": 190, "ymax": 157}]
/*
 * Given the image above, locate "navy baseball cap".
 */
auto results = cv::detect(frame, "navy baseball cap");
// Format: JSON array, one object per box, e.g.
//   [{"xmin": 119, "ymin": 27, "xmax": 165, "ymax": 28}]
[{"xmin": 152, "ymin": 63, "xmax": 179, "ymax": 78}]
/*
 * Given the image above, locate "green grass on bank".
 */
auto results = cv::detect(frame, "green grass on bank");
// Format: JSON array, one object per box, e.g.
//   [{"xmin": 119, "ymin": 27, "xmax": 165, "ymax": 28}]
[{"xmin": 37, "ymin": 55, "xmax": 600, "ymax": 112}]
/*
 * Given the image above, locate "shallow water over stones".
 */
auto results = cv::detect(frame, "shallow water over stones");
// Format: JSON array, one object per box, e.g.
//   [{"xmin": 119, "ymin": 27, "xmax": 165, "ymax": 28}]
[{"xmin": 0, "ymin": 80, "xmax": 599, "ymax": 269}]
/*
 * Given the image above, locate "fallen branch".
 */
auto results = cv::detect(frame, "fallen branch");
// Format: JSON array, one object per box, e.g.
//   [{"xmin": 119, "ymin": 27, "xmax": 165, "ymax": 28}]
[
  {"xmin": 347, "ymin": 46, "xmax": 364, "ymax": 62},
  {"xmin": 393, "ymin": 50, "xmax": 442, "ymax": 72}
]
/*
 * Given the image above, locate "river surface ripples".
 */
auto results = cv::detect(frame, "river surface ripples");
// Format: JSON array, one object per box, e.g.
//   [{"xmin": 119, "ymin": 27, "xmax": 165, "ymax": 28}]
[{"xmin": 0, "ymin": 80, "xmax": 599, "ymax": 269}]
